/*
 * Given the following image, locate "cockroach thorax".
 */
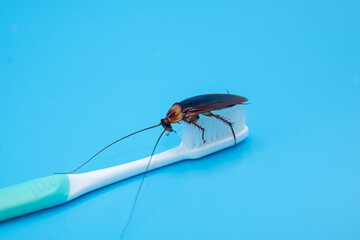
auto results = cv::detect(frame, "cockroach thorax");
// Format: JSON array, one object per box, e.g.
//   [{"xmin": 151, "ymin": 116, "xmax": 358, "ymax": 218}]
[{"xmin": 165, "ymin": 103, "xmax": 184, "ymax": 123}]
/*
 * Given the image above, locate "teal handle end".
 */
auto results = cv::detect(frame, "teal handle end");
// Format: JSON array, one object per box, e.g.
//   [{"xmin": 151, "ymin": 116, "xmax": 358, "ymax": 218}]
[{"xmin": 0, "ymin": 174, "xmax": 70, "ymax": 222}]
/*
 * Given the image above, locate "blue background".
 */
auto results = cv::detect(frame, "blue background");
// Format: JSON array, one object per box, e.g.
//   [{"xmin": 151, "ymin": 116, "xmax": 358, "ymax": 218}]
[{"xmin": 1, "ymin": 1, "xmax": 359, "ymax": 239}]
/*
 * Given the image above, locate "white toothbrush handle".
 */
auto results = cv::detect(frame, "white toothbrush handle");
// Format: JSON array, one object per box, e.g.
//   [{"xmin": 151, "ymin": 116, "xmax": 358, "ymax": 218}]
[{"xmin": 66, "ymin": 145, "xmax": 187, "ymax": 200}]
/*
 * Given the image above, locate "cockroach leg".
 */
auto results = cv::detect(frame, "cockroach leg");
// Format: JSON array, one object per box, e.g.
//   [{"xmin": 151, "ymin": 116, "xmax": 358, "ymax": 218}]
[
  {"xmin": 183, "ymin": 116, "xmax": 206, "ymax": 144},
  {"xmin": 188, "ymin": 115, "xmax": 200, "ymax": 123},
  {"xmin": 203, "ymin": 112, "xmax": 237, "ymax": 144}
]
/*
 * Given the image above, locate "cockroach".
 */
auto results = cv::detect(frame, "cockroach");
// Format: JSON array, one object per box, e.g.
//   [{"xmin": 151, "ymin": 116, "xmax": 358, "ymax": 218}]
[
  {"xmin": 56, "ymin": 93, "xmax": 248, "ymax": 239},
  {"xmin": 161, "ymin": 93, "xmax": 248, "ymax": 144}
]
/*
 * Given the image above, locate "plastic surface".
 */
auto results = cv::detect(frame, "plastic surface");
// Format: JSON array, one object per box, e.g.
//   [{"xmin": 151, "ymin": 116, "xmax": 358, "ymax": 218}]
[{"xmin": 0, "ymin": 175, "xmax": 70, "ymax": 222}]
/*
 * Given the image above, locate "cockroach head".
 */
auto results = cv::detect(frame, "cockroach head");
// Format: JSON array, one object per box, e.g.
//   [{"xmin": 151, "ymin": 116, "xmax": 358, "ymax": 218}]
[{"xmin": 161, "ymin": 118, "xmax": 174, "ymax": 132}]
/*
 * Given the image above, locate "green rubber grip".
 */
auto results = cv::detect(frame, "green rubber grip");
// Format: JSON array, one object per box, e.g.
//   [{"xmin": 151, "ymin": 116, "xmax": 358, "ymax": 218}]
[{"xmin": 0, "ymin": 174, "xmax": 70, "ymax": 222}]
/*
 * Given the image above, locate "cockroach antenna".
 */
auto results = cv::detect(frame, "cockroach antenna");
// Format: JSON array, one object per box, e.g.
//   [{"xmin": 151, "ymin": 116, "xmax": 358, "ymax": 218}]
[
  {"xmin": 54, "ymin": 123, "xmax": 161, "ymax": 174},
  {"xmin": 120, "ymin": 129, "xmax": 166, "ymax": 239}
]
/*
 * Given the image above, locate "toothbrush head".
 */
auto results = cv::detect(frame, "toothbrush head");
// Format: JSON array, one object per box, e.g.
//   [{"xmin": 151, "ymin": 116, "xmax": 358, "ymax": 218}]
[{"xmin": 181, "ymin": 104, "xmax": 247, "ymax": 148}]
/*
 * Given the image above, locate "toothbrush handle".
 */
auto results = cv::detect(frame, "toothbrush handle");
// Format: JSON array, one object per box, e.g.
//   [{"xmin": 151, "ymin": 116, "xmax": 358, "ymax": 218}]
[{"xmin": 0, "ymin": 175, "xmax": 70, "ymax": 222}]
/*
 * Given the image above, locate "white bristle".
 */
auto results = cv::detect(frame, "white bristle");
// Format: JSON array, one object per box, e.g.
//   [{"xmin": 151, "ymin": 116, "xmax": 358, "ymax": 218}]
[{"xmin": 181, "ymin": 105, "xmax": 246, "ymax": 148}]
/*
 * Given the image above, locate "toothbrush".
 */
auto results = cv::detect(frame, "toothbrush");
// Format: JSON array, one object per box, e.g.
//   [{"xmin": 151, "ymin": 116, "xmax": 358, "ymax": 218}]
[{"xmin": 0, "ymin": 104, "xmax": 248, "ymax": 222}]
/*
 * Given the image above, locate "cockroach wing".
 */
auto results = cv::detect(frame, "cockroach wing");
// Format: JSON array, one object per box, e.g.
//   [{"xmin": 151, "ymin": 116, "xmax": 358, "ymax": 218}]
[{"xmin": 179, "ymin": 94, "xmax": 248, "ymax": 117}]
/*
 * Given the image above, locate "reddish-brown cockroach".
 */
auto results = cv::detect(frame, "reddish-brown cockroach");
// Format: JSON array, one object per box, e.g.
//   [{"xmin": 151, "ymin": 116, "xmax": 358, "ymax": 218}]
[
  {"xmin": 56, "ymin": 93, "xmax": 248, "ymax": 239},
  {"xmin": 161, "ymin": 93, "xmax": 248, "ymax": 143}
]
